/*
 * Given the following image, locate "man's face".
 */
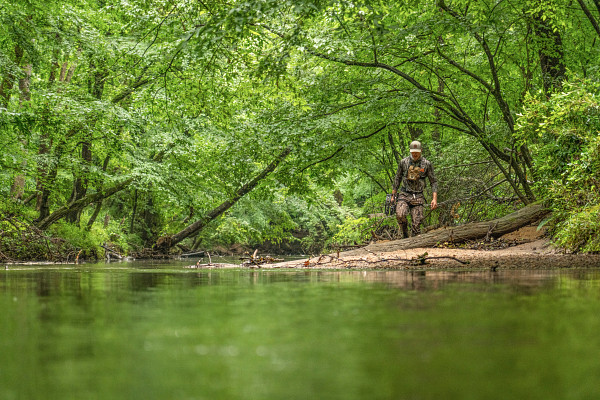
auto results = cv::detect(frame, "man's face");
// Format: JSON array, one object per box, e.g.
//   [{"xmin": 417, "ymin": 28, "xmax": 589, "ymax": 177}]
[{"xmin": 411, "ymin": 151, "xmax": 421, "ymax": 161}]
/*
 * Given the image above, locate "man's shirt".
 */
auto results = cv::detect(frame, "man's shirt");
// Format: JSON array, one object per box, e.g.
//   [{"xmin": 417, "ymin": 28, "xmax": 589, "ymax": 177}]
[{"xmin": 393, "ymin": 156, "xmax": 438, "ymax": 195}]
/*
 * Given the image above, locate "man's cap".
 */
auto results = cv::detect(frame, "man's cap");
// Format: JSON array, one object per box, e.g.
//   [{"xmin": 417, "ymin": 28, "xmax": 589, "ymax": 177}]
[{"xmin": 409, "ymin": 140, "xmax": 422, "ymax": 153}]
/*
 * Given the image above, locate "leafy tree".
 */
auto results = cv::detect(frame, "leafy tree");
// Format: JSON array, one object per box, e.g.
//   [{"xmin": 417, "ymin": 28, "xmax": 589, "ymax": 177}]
[
  {"xmin": 2, "ymin": 0, "xmax": 600, "ymax": 258},
  {"xmin": 517, "ymin": 79, "xmax": 600, "ymax": 252}
]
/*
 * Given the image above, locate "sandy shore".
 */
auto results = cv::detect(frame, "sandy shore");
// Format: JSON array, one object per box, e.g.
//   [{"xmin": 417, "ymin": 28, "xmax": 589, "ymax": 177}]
[
  {"xmin": 265, "ymin": 238, "xmax": 600, "ymax": 270},
  {"xmin": 187, "ymin": 238, "xmax": 600, "ymax": 270},
  {"xmin": 184, "ymin": 225, "xmax": 600, "ymax": 270}
]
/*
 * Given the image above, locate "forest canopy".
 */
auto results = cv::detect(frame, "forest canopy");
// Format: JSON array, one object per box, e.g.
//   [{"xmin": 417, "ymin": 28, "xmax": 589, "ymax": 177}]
[{"xmin": 1, "ymin": 0, "xmax": 599, "ymax": 260}]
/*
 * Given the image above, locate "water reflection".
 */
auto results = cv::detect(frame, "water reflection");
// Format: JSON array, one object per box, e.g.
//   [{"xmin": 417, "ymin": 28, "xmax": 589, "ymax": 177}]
[
  {"xmin": 3, "ymin": 267, "xmax": 600, "ymax": 297},
  {"xmin": 3, "ymin": 265, "xmax": 600, "ymax": 400}
]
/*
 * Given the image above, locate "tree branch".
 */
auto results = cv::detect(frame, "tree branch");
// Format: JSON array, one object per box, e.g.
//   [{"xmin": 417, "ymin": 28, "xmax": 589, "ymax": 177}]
[
  {"xmin": 437, "ymin": 160, "xmax": 494, "ymax": 171},
  {"xmin": 313, "ymin": 100, "xmax": 368, "ymax": 118},
  {"xmin": 578, "ymin": 0, "xmax": 600, "ymax": 37},
  {"xmin": 36, "ymin": 176, "xmax": 135, "ymax": 230},
  {"xmin": 299, "ymin": 146, "xmax": 344, "ymax": 173},
  {"xmin": 437, "ymin": 48, "xmax": 494, "ymax": 93},
  {"xmin": 299, "ymin": 125, "xmax": 387, "ymax": 173},
  {"xmin": 358, "ymin": 168, "xmax": 387, "ymax": 192},
  {"xmin": 111, "ymin": 78, "xmax": 151, "ymax": 104},
  {"xmin": 437, "ymin": 0, "xmax": 515, "ymax": 132}
]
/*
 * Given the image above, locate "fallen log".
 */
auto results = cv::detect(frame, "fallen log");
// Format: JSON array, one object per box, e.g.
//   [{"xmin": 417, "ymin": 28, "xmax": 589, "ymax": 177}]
[{"xmin": 340, "ymin": 202, "xmax": 549, "ymax": 257}]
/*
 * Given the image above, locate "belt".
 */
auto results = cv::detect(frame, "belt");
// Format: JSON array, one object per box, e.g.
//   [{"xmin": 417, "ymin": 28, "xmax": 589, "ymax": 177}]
[
  {"xmin": 401, "ymin": 189, "xmax": 422, "ymax": 195},
  {"xmin": 401, "ymin": 189, "xmax": 423, "ymax": 199}
]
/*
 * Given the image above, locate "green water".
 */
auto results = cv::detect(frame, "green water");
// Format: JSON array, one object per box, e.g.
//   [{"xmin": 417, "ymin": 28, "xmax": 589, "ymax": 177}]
[{"xmin": 2, "ymin": 264, "xmax": 600, "ymax": 400}]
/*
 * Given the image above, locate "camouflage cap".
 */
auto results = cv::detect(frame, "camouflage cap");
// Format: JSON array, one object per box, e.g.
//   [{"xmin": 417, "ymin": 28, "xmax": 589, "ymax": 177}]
[{"xmin": 409, "ymin": 140, "xmax": 422, "ymax": 153}]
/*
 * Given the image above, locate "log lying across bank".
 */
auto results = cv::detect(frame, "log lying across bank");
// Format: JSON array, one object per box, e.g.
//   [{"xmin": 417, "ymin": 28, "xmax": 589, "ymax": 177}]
[{"xmin": 341, "ymin": 203, "xmax": 549, "ymax": 257}]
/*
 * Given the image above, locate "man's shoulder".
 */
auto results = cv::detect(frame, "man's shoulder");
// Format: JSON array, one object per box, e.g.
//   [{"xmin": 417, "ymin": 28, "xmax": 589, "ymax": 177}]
[
  {"xmin": 420, "ymin": 156, "xmax": 433, "ymax": 166},
  {"xmin": 402, "ymin": 156, "xmax": 433, "ymax": 165}
]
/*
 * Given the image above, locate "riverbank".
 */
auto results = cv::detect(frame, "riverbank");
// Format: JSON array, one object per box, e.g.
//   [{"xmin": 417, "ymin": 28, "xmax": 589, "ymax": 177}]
[
  {"xmin": 189, "ymin": 225, "xmax": 600, "ymax": 270},
  {"xmin": 265, "ymin": 238, "xmax": 600, "ymax": 270},
  {"xmin": 187, "ymin": 238, "xmax": 600, "ymax": 270},
  {"xmin": 274, "ymin": 224, "xmax": 600, "ymax": 269}
]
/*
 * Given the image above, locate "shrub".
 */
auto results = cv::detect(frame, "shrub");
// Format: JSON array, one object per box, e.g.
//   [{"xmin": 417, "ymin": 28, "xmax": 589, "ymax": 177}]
[{"xmin": 517, "ymin": 79, "xmax": 600, "ymax": 252}]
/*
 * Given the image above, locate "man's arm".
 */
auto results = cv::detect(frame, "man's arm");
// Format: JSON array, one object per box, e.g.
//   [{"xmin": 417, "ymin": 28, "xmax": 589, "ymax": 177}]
[
  {"xmin": 391, "ymin": 160, "xmax": 404, "ymax": 201},
  {"xmin": 428, "ymin": 161, "xmax": 438, "ymax": 209}
]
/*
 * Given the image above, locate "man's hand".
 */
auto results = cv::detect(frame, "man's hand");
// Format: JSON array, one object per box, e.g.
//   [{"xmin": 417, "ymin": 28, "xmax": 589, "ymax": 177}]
[{"xmin": 431, "ymin": 193, "xmax": 438, "ymax": 210}]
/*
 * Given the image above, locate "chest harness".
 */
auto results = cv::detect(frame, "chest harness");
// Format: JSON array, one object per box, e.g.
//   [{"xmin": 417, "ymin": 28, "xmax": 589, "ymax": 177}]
[{"xmin": 403, "ymin": 160, "xmax": 425, "ymax": 199}]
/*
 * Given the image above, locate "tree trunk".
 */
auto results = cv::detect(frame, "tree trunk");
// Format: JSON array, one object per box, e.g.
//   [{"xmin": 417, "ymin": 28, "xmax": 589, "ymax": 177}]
[
  {"xmin": 387, "ymin": 130, "xmax": 400, "ymax": 166},
  {"xmin": 341, "ymin": 203, "xmax": 549, "ymax": 257},
  {"xmin": 36, "ymin": 41, "xmax": 62, "ymax": 210},
  {"xmin": 9, "ymin": 63, "xmax": 32, "ymax": 200},
  {"xmin": 66, "ymin": 62, "xmax": 106, "ymax": 224},
  {"xmin": 49, "ymin": 36, "xmax": 60, "ymax": 84},
  {"xmin": 37, "ymin": 48, "xmax": 78, "ymax": 214},
  {"xmin": 531, "ymin": 7, "xmax": 566, "ymax": 94},
  {"xmin": 432, "ymin": 75, "xmax": 444, "ymax": 143},
  {"xmin": 141, "ymin": 187, "xmax": 161, "ymax": 247},
  {"xmin": 65, "ymin": 141, "xmax": 92, "ymax": 224},
  {"xmin": 0, "ymin": 44, "xmax": 24, "ymax": 108},
  {"xmin": 86, "ymin": 155, "xmax": 111, "ymax": 229},
  {"xmin": 577, "ymin": 0, "xmax": 600, "ymax": 38},
  {"xmin": 37, "ymin": 176, "xmax": 54, "ymax": 223},
  {"xmin": 130, "ymin": 189, "xmax": 138, "ymax": 234},
  {"xmin": 156, "ymin": 147, "xmax": 291, "ymax": 251},
  {"xmin": 407, "ymin": 124, "xmax": 423, "ymax": 141}
]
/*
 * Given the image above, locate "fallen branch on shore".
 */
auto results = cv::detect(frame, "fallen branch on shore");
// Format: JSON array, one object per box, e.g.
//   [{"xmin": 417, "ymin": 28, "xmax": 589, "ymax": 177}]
[
  {"xmin": 101, "ymin": 244, "xmax": 124, "ymax": 260},
  {"xmin": 239, "ymin": 249, "xmax": 284, "ymax": 268},
  {"xmin": 290, "ymin": 252, "xmax": 470, "ymax": 268}
]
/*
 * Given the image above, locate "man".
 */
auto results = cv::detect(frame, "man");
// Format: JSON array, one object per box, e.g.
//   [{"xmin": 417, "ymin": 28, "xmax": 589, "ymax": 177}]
[{"xmin": 391, "ymin": 140, "xmax": 438, "ymax": 238}]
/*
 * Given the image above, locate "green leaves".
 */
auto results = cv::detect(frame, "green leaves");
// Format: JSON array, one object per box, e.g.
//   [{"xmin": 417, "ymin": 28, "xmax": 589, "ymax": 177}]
[
  {"xmin": 2, "ymin": 0, "xmax": 600, "ymax": 256},
  {"xmin": 516, "ymin": 79, "xmax": 600, "ymax": 252}
]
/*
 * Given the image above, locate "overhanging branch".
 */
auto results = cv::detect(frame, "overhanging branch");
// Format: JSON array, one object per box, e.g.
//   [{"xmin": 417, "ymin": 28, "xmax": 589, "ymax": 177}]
[{"xmin": 299, "ymin": 125, "xmax": 387, "ymax": 173}]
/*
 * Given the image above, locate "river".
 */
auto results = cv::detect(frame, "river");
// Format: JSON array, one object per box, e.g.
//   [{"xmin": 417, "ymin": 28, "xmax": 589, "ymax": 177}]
[{"xmin": 2, "ymin": 261, "xmax": 600, "ymax": 399}]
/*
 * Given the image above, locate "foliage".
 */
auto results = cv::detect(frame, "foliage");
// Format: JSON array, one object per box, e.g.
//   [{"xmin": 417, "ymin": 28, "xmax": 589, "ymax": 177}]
[
  {"xmin": 2, "ymin": 0, "xmax": 600, "ymax": 259},
  {"xmin": 49, "ymin": 222, "xmax": 102, "ymax": 258},
  {"xmin": 553, "ymin": 205, "xmax": 600, "ymax": 253},
  {"xmin": 0, "ymin": 212, "xmax": 77, "ymax": 262},
  {"xmin": 193, "ymin": 183, "xmax": 351, "ymax": 253},
  {"xmin": 327, "ymin": 216, "xmax": 372, "ymax": 248},
  {"xmin": 517, "ymin": 79, "xmax": 600, "ymax": 252}
]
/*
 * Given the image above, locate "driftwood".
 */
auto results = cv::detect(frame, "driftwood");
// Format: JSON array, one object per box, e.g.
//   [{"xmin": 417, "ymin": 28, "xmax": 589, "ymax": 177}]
[
  {"xmin": 341, "ymin": 202, "xmax": 549, "ymax": 257},
  {"xmin": 239, "ymin": 249, "xmax": 284, "ymax": 268},
  {"xmin": 101, "ymin": 244, "xmax": 124, "ymax": 260}
]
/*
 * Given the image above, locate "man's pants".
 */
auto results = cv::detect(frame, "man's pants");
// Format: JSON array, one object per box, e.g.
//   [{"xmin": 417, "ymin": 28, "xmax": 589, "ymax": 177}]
[{"xmin": 395, "ymin": 194, "xmax": 425, "ymax": 237}]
